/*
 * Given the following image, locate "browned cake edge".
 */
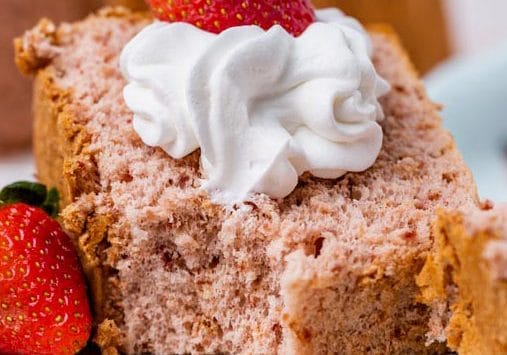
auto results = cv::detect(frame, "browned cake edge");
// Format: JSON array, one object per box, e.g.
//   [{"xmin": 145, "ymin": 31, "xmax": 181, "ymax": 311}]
[
  {"xmin": 16, "ymin": 7, "xmax": 148, "ymax": 354},
  {"xmin": 417, "ymin": 207, "xmax": 507, "ymax": 354}
]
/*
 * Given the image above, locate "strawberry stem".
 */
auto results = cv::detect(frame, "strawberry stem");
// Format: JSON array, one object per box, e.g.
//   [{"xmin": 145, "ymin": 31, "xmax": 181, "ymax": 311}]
[{"xmin": 0, "ymin": 181, "xmax": 60, "ymax": 217}]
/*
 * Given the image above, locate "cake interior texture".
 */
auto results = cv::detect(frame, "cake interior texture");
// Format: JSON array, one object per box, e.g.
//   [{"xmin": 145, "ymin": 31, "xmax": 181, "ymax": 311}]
[
  {"xmin": 418, "ymin": 205, "xmax": 507, "ymax": 354},
  {"xmin": 16, "ymin": 7, "xmax": 479, "ymax": 354}
]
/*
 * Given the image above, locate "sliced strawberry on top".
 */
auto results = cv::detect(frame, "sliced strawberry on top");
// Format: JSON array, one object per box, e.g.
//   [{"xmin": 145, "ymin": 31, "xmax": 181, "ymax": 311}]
[
  {"xmin": 0, "ymin": 182, "xmax": 92, "ymax": 355},
  {"xmin": 146, "ymin": 0, "xmax": 316, "ymax": 36}
]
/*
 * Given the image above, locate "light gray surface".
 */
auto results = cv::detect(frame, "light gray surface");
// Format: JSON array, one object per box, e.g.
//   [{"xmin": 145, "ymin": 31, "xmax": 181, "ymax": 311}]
[
  {"xmin": 0, "ymin": 150, "xmax": 36, "ymax": 186},
  {"xmin": 426, "ymin": 42, "xmax": 507, "ymax": 202}
]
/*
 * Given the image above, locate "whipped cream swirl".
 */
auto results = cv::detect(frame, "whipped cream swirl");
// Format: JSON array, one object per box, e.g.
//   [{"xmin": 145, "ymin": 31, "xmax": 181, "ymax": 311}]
[{"xmin": 121, "ymin": 9, "xmax": 390, "ymax": 204}]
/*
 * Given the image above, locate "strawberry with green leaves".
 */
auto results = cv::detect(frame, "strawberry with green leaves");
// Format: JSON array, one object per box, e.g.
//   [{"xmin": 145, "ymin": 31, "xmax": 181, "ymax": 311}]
[
  {"xmin": 145, "ymin": 0, "xmax": 316, "ymax": 36},
  {"xmin": 0, "ymin": 182, "xmax": 91, "ymax": 355}
]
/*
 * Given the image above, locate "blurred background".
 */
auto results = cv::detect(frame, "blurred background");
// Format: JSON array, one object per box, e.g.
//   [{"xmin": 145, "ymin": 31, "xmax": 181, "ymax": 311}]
[{"xmin": 1, "ymin": 0, "xmax": 506, "ymax": 200}]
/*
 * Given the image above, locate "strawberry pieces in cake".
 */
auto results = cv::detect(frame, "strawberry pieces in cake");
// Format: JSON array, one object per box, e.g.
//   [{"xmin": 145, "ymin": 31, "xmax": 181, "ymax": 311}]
[
  {"xmin": 146, "ymin": 0, "xmax": 316, "ymax": 36},
  {"xmin": 0, "ymin": 182, "xmax": 92, "ymax": 355}
]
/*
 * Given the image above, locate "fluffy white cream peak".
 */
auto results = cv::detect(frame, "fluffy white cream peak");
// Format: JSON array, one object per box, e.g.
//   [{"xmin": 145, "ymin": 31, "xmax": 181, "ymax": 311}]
[{"xmin": 120, "ymin": 9, "xmax": 390, "ymax": 204}]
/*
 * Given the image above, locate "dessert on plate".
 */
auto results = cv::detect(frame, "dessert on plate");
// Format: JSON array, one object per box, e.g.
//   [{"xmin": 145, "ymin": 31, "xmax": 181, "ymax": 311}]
[
  {"xmin": 10, "ymin": 0, "xmax": 485, "ymax": 353},
  {"xmin": 418, "ymin": 205, "xmax": 507, "ymax": 354}
]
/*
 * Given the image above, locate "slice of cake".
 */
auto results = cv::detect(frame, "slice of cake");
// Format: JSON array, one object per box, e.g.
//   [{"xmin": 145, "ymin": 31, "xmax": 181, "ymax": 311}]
[
  {"xmin": 418, "ymin": 205, "xmax": 507, "ymax": 354},
  {"xmin": 16, "ymin": 6, "xmax": 478, "ymax": 354}
]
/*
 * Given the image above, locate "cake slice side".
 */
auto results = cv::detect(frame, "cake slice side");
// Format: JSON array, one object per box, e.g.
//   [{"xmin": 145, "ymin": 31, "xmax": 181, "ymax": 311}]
[{"xmin": 17, "ymin": 8, "xmax": 478, "ymax": 354}]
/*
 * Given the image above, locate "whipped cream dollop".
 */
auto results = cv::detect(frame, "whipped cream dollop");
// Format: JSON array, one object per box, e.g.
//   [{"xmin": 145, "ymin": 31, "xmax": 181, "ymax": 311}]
[{"xmin": 120, "ymin": 9, "xmax": 390, "ymax": 204}]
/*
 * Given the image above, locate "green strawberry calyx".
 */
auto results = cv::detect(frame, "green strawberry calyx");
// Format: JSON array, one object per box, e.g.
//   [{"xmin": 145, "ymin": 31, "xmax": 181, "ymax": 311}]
[{"xmin": 0, "ymin": 181, "xmax": 60, "ymax": 217}]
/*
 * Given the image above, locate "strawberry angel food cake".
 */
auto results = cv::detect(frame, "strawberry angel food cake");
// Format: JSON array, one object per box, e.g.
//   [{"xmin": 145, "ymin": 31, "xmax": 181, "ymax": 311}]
[{"xmin": 6, "ymin": 0, "xmax": 482, "ymax": 353}]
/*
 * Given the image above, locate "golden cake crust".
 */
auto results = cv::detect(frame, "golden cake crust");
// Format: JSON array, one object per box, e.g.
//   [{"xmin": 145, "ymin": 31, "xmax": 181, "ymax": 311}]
[
  {"xmin": 417, "ymin": 207, "xmax": 507, "ymax": 354},
  {"xmin": 16, "ymin": 7, "xmax": 149, "ymax": 353},
  {"xmin": 32, "ymin": 48, "xmax": 124, "ymax": 355}
]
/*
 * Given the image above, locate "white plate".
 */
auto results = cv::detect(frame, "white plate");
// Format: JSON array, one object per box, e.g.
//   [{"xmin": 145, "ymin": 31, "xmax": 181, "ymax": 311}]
[
  {"xmin": 0, "ymin": 150, "xmax": 36, "ymax": 187},
  {"xmin": 426, "ymin": 42, "xmax": 507, "ymax": 203}
]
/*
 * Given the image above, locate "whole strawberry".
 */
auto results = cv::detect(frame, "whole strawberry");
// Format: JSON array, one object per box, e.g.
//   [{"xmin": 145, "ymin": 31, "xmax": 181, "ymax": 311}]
[
  {"xmin": 145, "ymin": 0, "xmax": 316, "ymax": 36},
  {"xmin": 0, "ymin": 182, "xmax": 91, "ymax": 355}
]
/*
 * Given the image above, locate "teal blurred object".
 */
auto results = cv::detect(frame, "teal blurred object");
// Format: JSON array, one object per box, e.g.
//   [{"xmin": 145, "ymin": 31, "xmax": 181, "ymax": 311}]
[
  {"xmin": 425, "ymin": 43, "xmax": 507, "ymax": 202},
  {"xmin": 426, "ymin": 42, "xmax": 507, "ymax": 202}
]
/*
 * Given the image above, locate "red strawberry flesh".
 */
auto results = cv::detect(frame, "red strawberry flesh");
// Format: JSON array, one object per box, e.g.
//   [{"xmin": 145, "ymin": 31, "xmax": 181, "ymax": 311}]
[
  {"xmin": 145, "ymin": 0, "xmax": 316, "ymax": 36},
  {"xmin": 0, "ymin": 203, "xmax": 91, "ymax": 355}
]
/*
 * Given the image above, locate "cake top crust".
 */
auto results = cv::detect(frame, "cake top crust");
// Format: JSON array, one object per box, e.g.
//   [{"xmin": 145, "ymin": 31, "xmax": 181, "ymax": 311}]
[{"xmin": 464, "ymin": 205, "xmax": 507, "ymax": 281}]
